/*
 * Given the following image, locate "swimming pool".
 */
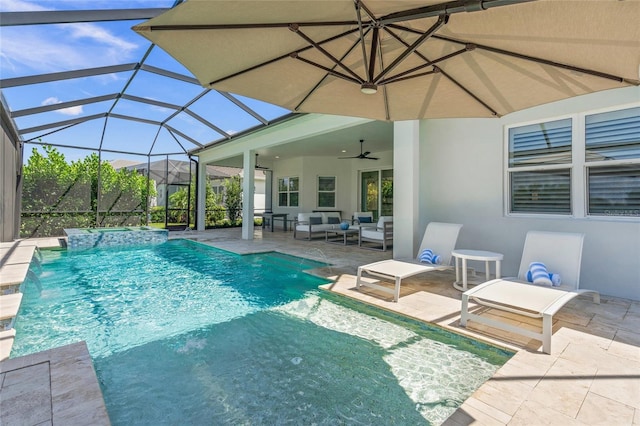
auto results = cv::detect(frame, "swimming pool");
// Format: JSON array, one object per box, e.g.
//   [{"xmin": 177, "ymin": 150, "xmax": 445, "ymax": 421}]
[{"xmin": 13, "ymin": 240, "xmax": 512, "ymax": 425}]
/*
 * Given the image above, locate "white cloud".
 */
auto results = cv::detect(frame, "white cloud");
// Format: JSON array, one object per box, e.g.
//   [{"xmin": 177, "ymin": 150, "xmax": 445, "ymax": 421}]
[
  {"xmin": 1, "ymin": 0, "xmax": 47, "ymax": 12},
  {"xmin": 64, "ymin": 23, "xmax": 138, "ymax": 53},
  {"xmin": 41, "ymin": 97, "xmax": 83, "ymax": 116},
  {"xmin": 0, "ymin": 0, "xmax": 140, "ymax": 75}
]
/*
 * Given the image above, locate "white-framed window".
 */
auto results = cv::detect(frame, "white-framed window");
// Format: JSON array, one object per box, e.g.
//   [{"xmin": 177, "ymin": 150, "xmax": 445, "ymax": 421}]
[
  {"xmin": 317, "ymin": 176, "xmax": 336, "ymax": 208},
  {"xmin": 506, "ymin": 105, "xmax": 640, "ymax": 219},
  {"xmin": 277, "ymin": 176, "xmax": 299, "ymax": 207},
  {"xmin": 585, "ymin": 107, "xmax": 640, "ymax": 217}
]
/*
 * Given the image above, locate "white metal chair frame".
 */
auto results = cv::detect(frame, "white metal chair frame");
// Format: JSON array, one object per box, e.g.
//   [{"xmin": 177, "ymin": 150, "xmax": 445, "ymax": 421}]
[{"xmin": 460, "ymin": 231, "xmax": 600, "ymax": 354}]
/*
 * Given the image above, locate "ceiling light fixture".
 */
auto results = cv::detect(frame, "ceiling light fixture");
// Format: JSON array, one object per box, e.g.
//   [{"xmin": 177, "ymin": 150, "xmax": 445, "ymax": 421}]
[{"xmin": 360, "ymin": 83, "xmax": 377, "ymax": 95}]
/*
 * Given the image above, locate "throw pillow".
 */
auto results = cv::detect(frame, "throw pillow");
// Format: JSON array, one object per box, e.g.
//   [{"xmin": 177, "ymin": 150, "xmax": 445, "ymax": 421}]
[
  {"xmin": 327, "ymin": 216, "xmax": 340, "ymax": 224},
  {"xmin": 309, "ymin": 216, "xmax": 323, "ymax": 225},
  {"xmin": 358, "ymin": 216, "xmax": 372, "ymax": 223}
]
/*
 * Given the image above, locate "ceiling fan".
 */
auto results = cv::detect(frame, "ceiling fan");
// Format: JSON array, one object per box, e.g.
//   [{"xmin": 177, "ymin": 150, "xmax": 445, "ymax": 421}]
[
  {"xmin": 255, "ymin": 153, "xmax": 270, "ymax": 170},
  {"xmin": 339, "ymin": 139, "xmax": 379, "ymax": 160}
]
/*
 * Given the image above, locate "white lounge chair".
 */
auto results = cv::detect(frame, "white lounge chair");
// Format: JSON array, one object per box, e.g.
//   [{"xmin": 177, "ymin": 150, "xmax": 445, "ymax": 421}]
[
  {"xmin": 460, "ymin": 231, "xmax": 600, "ymax": 354},
  {"xmin": 356, "ymin": 222, "xmax": 463, "ymax": 302}
]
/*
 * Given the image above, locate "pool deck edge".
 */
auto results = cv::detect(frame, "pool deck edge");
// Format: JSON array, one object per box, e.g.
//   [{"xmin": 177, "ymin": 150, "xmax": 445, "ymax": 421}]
[
  {"xmin": 0, "ymin": 238, "xmax": 62, "ymax": 361},
  {"xmin": 0, "ymin": 341, "xmax": 111, "ymax": 426}
]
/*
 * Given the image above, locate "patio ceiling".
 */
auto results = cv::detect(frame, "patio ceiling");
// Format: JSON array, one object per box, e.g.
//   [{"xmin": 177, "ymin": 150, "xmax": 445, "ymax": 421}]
[
  {"xmin": 212, "ymin": 119, "xmax": 394, "ymax": 168},
  {"xmin": 0, "ymin": 1, "xmax": 297, "ymax": 162}
]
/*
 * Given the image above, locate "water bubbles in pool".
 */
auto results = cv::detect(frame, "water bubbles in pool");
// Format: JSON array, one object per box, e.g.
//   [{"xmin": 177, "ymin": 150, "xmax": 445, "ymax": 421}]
[
  {"xmin": 177, "ymin": 338, "xmax": 207, "ymax": 354},
  {"xmin": 290, "ymin": 357, "xmax": 303, "ymax": 365}
]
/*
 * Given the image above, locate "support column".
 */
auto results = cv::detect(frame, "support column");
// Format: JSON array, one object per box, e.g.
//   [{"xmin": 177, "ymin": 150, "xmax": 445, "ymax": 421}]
[
  {"xmin": 196, "ymin": 158, "xmax": 207, "ymax": 231},
  {"xmin": 393, "ymin": 120, "xmax": 421, "ymax": 259},
  {"xmin": 241, "ymin": 150, "xmax": 256, "ymax": 240}
]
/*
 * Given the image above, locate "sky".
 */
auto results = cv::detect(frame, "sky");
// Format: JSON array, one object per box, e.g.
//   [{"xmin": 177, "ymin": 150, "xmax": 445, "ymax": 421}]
[{"xmin": 0, "ymin": 0, "xmax": 291, "ymax": 163}]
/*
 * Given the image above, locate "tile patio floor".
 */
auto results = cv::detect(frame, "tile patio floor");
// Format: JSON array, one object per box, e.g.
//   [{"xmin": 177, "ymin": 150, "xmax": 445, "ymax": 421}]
[{"xmin": 1, "ymin": 227, "xmax": 638, "ymax": 425}]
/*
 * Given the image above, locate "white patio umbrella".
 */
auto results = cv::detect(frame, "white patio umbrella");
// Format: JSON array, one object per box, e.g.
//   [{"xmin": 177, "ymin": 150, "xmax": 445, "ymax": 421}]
[{"xmin": 134, "ymin": 0, "xmax": 640, "ymax": 121}]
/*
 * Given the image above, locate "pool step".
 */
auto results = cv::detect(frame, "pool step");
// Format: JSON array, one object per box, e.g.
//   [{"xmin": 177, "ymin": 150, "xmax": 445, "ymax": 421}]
[
  {"xmin": 0, "ymin": 241, "xmax": 42, "ymax": 361},
  {"xmin": 0, "ymin": 329, "xmax": 16, "ymax": 360},
  {"xmin": 0, "ymin": 293, "xmax": 23, "ymax": 324}
]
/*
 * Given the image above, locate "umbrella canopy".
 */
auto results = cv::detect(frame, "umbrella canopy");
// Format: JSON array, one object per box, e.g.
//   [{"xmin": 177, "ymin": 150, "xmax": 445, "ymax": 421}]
[{"xmin": 134, "ymin": 0, "xmax": 640, "ymax": 121}]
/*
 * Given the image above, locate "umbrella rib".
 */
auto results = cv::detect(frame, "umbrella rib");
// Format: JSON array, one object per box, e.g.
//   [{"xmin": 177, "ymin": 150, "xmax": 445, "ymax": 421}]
[
  {"xmin": 437, "ymin": 67, "xmax": 499, "ymax": 116},
  {"xmin": 208, "ymin": 27, "xmax": 360, "ymax": 86},
  {"xmin": 145, "ymin": 21, "xmax": 358, "ymax": 31},
  {"xmin": 373, "ymin": 14, "xmax": 447, "ymax": 84},
  {"xmin": 368, "ymin": 27, "xmax": 379, "ymax": 82},
  {"xmin": 356, "ymin": 0, "xmax": 377, "ymax": 21},
  {"xmin": 289, "ymin": 24, "xmax": 364, "ymax": 83},
  {"xmin": 379, "ymin": 47, "xmax": 467, "ymax": 85},
  {"xmin": 381, "ymin": 25, "xmax": 499, "ymax": 116},
  {"xmin": 294, "ymin": 27, "xmax": 372, "ymax": 112},
  {"xmin": 377, "ymin": 42, "xmax": 391, "ymax": 121},
  {"xmin": 378, "ymin": 0, "xmax": 535, "ymax": 25},
  {"xmin": 354, "ymin": 1, "xmax": 370, "ymax": 71},
  {"xmin": 382, "ymin": 69, "xmax": 439, "ymax": 85},
  {"xmin": 434, "ymin": 35, "xmax": 633, "ymax": 84},
  {"xmin": 291, "ymin": 55, "xmax": 362, "ymax": 84}
]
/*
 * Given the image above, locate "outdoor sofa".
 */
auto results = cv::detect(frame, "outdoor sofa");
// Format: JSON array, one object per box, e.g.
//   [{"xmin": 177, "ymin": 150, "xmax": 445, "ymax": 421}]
[{"xmin": 293, "ymin": 212, "xmax": 344, "ymax": 240}]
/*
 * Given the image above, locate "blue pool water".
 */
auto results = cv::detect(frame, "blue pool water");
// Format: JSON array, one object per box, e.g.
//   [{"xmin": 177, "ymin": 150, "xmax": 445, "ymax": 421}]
[{"xmin": 13, "ymin": 240, "xmax": 511, "ymax": 425}]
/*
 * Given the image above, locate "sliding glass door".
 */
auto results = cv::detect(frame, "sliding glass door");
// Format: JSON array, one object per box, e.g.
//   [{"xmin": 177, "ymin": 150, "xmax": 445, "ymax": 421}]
[{"xmin": 360, "ymin": 169, "xmax": 393, "ymax": 219}]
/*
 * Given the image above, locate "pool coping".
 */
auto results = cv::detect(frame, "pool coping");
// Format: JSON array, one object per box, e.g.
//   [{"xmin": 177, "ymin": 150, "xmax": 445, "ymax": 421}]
[{"xmin": 0, "ymin": 341, "xmax": 111, "ymax": 425}]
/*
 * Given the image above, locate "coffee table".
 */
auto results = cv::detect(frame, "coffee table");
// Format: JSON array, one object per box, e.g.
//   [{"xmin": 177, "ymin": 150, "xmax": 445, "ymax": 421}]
[{"xmin": 325, "ymin": 228, "xmax": 358, "ymax": 245}]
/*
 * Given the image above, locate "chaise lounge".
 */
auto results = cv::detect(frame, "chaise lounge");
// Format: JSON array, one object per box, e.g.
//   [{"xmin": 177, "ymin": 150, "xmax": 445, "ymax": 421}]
[
  {"xmin": 460, "ymin": 230, "xmax": 600, "ymax": 354},
  {"xmin": 356, "ymin": 222, "xmax": 463, "ymax": 301}
]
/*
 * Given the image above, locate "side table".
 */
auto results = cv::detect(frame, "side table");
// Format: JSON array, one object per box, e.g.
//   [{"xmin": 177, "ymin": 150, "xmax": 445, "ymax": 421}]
[
  {"xmin": 452, "ymin": 249, "xmax": 503, "ymax": 291},
  {"xmin": 262, "ymin": 213, "xmax": 288, "ymax": 232}
]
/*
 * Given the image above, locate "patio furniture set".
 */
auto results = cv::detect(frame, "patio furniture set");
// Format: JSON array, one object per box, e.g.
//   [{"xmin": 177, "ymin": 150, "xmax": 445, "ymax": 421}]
[
  {"xmin": 293, "ymin": 211, "xmax": 394, "ymax": 251},
  {"xmin": 356, "ymin": 222, "xmax": 600, "ymax": 354}
]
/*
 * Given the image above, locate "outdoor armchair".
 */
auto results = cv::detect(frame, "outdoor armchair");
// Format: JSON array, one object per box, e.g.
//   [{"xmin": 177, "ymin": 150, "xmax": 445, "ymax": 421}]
[{"xmin": 358, "ymin": 216, "xmax": 394, "ymax": 251}]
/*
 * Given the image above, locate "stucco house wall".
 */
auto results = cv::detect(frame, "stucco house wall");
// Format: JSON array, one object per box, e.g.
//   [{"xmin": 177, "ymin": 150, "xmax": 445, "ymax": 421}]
[
  {"xmin": 417, "ymin": 87, "xmax": 640, "ymax": 300},
  {"xmin": 271, "ymin": 150, "xmax": 393, "ymax": 221}
]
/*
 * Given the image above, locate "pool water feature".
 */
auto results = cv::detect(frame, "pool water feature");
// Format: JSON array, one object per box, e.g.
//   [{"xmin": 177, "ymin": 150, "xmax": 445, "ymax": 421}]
[
  {"xmin": 64, "ymin": 226, "xmax": 168, "ymax": 250},
  {"xmin": 13, "ymin": 240, "xmax": 512, "ymax": 425}
]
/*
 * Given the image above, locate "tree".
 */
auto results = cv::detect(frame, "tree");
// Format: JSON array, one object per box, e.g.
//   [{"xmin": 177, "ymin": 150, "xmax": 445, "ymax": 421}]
[
  {"xmin": 223, "ymin": 175, "xmax": 243, "ymax": 223},
  {"xmin": 21, "ymin": 146, "xmax": 155, "ymax": 237},
  {"xmin": 168, "ymin": 179, "xmax": 225, "ymax": 226}
]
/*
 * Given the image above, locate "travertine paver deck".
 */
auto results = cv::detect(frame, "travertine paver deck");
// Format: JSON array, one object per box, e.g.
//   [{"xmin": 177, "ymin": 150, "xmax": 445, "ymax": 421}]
[
  {"xmin": 1, "ymin": 228, "xmax": 638, "ymax": 425},
  {"xmin": 0, "ymin": 341, "xmax": 110, "ymax": 425}
]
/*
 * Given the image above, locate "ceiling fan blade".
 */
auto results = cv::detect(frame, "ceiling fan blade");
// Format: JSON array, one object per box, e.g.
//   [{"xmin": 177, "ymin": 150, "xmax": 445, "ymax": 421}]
[{"xmin": 338, "ymin": 139, "xmax": 376, "ymax": 160}]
